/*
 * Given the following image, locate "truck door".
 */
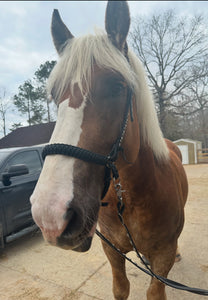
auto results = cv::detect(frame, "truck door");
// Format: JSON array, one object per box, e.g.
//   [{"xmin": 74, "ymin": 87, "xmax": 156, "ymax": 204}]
[{"xmin": 0, "ymin": 150, "xmax": 42, "ymax": 236}]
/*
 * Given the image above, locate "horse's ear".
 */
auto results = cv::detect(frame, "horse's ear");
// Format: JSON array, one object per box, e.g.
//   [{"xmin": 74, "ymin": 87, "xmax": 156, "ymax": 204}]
[
  {"xmin": 51, "ymin": 9, "xmax": 74, "ymax": 55},
  {"xmin": 105, "ymin": 1, "xmax": 130, "ymax": 51}
]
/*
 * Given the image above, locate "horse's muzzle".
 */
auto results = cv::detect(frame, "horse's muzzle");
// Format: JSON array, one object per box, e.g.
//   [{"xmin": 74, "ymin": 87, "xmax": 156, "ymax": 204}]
[
  {"xmin": 56, "ymin": 206, "xmax": 97, "ymax": 251},
  {"xmin": 58, "ymin": 235, "xmax": 93, "ymax": 252}
]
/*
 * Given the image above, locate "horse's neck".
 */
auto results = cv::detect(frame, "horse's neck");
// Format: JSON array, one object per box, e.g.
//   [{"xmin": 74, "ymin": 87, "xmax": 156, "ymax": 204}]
[{"xmin": 119, "ymin": 144, "xmax": 161, "ymax": 204}]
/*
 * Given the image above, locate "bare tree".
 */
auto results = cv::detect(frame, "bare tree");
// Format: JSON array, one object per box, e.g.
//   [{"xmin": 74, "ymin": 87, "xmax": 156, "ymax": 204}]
[
  {"xmin": 173, "ymin": 59, "xmax": 208, "ymax": 147},
  {"xmin": 0, "ymin": 87, "xmax": 11, "ymax": 136},
  {"xmin": 130, "ymin": 10, "xmax": 208, "ymax": 136}
]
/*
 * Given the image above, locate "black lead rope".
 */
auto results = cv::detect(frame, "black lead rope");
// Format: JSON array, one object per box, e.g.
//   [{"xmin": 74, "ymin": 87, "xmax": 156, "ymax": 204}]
[
  {"xmin": 95, "ymin": 203, "xmax": 208, "ymax": 296},
  {"xmin": 95, "ymin": 229, "xmax": 208, "ymax": 296}
]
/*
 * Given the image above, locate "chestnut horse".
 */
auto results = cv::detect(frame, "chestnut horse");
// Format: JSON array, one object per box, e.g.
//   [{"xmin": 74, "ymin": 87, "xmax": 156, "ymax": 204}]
[{"xmin": 30, "ymin": 1, "xmax": 188, "ymax": 299}]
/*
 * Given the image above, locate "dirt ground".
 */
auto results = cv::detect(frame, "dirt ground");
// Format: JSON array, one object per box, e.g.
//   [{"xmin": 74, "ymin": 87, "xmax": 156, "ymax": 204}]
[{"xmin": 0, "ymin": 164, "xmax": 207, "ymax": 300}]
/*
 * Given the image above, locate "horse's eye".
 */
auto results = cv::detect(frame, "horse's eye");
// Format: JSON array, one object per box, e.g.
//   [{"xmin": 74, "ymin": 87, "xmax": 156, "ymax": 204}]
[{"xmin": 110, "ymin": 83, "xmax": 125, "ymax": 97}]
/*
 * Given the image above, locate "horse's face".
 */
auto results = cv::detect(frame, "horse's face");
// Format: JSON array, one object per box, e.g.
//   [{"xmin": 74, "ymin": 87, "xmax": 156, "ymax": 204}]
[{"xmin": 30, "ymin": 1, "xmax": 136, "ymax": 251}]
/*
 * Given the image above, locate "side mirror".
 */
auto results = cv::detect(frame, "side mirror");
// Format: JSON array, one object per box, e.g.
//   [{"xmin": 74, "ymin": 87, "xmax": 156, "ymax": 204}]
[{"xmin": 2, "ymin": 164, "xmax": 29, "ymax": 186}]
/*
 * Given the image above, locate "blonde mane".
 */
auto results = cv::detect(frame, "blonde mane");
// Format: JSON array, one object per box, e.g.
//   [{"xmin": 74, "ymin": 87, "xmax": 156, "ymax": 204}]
[{"xmin": 47, "ymin": 31, "xmax": 169, "ymax": 161}]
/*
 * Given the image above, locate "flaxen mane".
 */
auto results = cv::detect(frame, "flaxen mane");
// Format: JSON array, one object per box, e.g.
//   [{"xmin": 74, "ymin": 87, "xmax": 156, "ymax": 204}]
[{"xmin": 47, "ymin": 31, "xmax": 169, "ymax": 161}]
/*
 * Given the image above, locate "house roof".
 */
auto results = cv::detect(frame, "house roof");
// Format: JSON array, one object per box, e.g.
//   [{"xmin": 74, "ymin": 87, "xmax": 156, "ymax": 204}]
[
  {"xmin": 173, "ymin": 138, "xmax": 202, "ymax": 144},
  {"xmin": 0, "ymin": 122, "xmax": 55, "ymax": 149}
]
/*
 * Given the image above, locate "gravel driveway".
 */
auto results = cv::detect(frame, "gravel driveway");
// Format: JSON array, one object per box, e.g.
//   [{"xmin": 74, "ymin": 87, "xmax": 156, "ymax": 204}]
[{"xmin": 0, "ymin": 164, "xmax": 207, "ymax": 300}]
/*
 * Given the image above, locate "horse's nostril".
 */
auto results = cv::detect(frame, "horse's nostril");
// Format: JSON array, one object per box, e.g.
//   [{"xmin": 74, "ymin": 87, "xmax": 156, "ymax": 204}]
[
  {"xmin": 64, "ymin": 207, "xmax": 74, "ymax": 221},
  {"xmin": 63, "ymin": 206, "xmax": 84, "ymax": 238}
]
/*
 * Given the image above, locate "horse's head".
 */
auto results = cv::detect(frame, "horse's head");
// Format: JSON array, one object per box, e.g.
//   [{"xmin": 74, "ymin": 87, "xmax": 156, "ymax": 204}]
[{"xmin": 30, "ymin": 1, "xmax": 140, "ymax": 251}]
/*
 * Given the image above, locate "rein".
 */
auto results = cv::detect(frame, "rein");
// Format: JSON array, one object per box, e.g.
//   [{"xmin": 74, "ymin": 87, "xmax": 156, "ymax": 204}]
[
  {"xmin": 41, "ymin": 72, "xmax": 208, "ymax": 297},
  {"xmin": 96, "ymin": 185, "xmax": 208, "ymax": 296}
]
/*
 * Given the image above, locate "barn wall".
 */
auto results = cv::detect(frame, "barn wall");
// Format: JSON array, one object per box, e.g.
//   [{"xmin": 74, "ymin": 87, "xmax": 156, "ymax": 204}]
[
  {"xmin": 188, "ymin": 143, "xmax": 195, "ymax": 164},
  {"xmin": 174, "ymin": 141, "xmax": 195, "ymax": 164}
]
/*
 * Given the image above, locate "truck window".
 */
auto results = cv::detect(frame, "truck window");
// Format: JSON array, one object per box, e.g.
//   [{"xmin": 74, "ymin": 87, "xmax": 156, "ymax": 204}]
[{"xmin": 4, "ymin": 150, "xmax": 42, "ymax": 176}]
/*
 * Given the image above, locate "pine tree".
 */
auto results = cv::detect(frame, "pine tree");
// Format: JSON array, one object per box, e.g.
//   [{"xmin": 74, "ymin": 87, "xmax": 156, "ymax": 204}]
[{"xmin": 13, "ymin": 80, "xmax": 46, "ymax": 126}]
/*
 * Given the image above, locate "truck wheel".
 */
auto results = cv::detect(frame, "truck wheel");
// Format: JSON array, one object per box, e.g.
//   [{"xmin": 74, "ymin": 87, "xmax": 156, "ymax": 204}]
[{"xmin": 0, "ymin": 223, "xmax": 4, "ymax": 248}]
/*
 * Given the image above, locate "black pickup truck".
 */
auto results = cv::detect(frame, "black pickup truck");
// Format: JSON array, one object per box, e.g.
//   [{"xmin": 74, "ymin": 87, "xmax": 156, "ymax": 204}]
[{"xmin": 0, "ymin": 145, "xmax": 44, "ymax": 248}]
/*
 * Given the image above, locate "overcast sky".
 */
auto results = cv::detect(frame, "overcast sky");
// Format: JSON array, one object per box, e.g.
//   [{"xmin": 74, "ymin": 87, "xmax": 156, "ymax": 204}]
[{"xmin": 0, "ymin": 1, "xmax": 208, "ymax": 137}]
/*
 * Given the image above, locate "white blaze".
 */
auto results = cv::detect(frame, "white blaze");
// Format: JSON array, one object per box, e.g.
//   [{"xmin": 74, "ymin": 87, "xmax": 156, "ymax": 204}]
[{"xmin": 30, "ymin": 98, "xmax": 86, "ymax": 240}]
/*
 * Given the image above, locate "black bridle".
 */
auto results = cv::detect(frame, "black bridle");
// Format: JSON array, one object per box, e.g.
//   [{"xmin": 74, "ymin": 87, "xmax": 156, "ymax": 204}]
[
  {"xmin": 42, "ymin": 86, "xmax": 133, "ymax": 200},
  {"xmin": 41, "ymin": 68, "xmax": 208, "ymax": 297}
]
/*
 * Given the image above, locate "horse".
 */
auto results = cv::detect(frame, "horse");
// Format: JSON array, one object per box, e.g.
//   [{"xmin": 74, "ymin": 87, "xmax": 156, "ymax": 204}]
[{"xmin": 30, "ymin": 1, "xmax": 188, "ymax": 299}]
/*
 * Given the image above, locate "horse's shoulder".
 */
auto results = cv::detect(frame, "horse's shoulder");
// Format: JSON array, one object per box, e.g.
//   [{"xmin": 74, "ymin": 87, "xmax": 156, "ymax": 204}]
[{"xmin": 165, "ymin": 139, "xmax": 182, "ymax": 162}]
